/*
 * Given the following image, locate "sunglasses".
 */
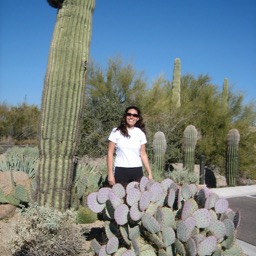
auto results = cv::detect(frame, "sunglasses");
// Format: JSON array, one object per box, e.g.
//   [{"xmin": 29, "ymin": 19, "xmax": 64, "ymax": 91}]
[{"xmin": 126, "ymin": 113, "xmax": 139, "ymax": 118}]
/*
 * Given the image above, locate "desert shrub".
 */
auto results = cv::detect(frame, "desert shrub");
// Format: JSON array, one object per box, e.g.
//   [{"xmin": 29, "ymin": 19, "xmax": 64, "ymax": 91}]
[
  {"xmin": 76, "ymin": 205, "xmax": 97, "ymax": 224},
  {"xmin": 10, "ymin": 203, "xmax": 86, "ymax": 256}
]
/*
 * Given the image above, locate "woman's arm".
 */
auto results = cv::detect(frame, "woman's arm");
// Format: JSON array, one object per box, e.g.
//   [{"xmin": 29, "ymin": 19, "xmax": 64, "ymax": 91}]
[
  {"xmin": 107, "ymin": 141, "xmax": 116, "ymax": 186},
  {"xmin": 140, "ymin": 144, "xmax": 153, "ymax": 180}
]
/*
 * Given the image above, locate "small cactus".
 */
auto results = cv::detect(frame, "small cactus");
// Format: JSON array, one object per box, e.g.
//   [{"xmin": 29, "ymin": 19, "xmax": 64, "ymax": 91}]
[
  {"xmin": 226, "ymin": 129, "xmax": 240, "ymax": 186},
  {"xmin": 152, "ymin": 131, "xmax": 167, "ymax": 177},
  {"xmin": 183, "ymin": 125, "xmax": 198, "ymax": 173}
]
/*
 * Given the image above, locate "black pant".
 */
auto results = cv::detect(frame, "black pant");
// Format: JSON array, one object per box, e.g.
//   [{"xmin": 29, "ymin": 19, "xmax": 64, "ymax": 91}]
[{"xmin": 114, "ymin": 166, "xmax": 143, "ymax": 187}]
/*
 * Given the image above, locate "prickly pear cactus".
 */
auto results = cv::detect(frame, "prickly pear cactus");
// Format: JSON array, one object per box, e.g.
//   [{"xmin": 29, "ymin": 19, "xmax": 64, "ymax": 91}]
[
  {"xmin": 183, "ymin": 125, "xmax": 198, "ymax": 173},
  {"xmin": 87, "ymin": 177, "xmax": 243, "ymax": 255},
  {"xmin": 226, "ymin": 129, "xmax": 240, "ymax": 186},
  {"xmin": 153, "ymin": 131, "xmax": 167, "ymax": 176}
]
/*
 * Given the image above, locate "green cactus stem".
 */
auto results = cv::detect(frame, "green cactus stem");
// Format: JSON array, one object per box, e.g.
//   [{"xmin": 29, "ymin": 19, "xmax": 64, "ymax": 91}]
[
  {"xmin": 171, "ymin": 58, "xmax": 181, "ymax": 108},
  {"xmin": 222, "ymin": 78, "xmax": 229, "ymax": 112},
  {"xmin": 226, "ymin": 129, "xmax": 240, "ymax": 186},
  {"xmin": 183, "ymin": 125, "xmax": 198, "ymax": 173},
  {"xmin": 153, "ymin": 131, "xmax": 167, "ymax": 176},
  {"xmin": 37, "ymin": 0, "xmax": 95, "ymax": 210}
]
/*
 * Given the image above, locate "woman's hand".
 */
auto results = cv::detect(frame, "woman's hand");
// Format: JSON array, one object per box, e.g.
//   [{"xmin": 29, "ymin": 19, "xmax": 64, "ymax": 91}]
[
  {"xmin": 148, "ymin": 173, "xmax": 153, "ymax": 180},
  {"xmin": 108, "ymin": 175, "xmax": 115, "ymax": 186}
]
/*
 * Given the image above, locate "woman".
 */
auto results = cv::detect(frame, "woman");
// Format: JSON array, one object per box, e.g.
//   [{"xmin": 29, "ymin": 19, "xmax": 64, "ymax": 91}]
[{"xmin": 107, "ymin": 106, "xmax": 153, "ymax": 187}]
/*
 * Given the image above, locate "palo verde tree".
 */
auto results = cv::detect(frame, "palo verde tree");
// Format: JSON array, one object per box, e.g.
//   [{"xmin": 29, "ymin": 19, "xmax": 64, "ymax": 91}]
[{"xmin": 36, "ymin": 0, "xmax": 95, "ymax": 210}]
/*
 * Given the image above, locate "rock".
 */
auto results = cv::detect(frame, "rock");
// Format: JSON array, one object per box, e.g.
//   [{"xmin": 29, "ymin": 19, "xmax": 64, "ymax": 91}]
[
  {"xmin": 0, "ymin": 204, "xmax": 16, "ymax": 220},
  {"xmin": 0, "ymin": 171, "xmax": 31, "ymax": 195},
  {"xmin": 0, "ymin": 171, "xmax": 31, "ymax": 219},
  {"xmin": 215, "ymin": 172, "xmax": 227, "ymax": 188}
]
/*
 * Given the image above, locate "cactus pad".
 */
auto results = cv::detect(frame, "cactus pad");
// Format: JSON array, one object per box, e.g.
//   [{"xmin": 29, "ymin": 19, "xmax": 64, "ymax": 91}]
[
  {"xmin": 106, "ymin": 236, "xmax": 119, "ymax": 254},
  {"xmin": 192, "ymin": 209, "xmax": 212, "ymax": 228},
  {"xmin": 215, "ymin": 198, "xmax": 229, "ymax": 214},
  {"xmin": 114, "ymin": 204, "xmax": 129, "ymax": 225},
  {"xmin": 139, "ymin": 190, "xmax": 151, "ymax": 211},
  {"xmin": 112, "ymin": 183, "xmax": 126, "ymax": 199},
  {"xmin": 126, "ymin": 187, "xmax": 141, "ymax": 206},
  {"xmin": 130, "ymin": 202, "xmax": 143, "ymax": 221},
  {"xmin": 97, "ymin": 187, "xmax": 111, "ymax": 204},
  {"xmin": 198, "ymin": 236, "xmax": 217, "ymax": 256},
  {"xmin": 87, "ymin": 192, "xmax": 105, "ymax": 213},
  {"xmin": 141, "ymin": 213, "xmax": 161, "ymax": 233}
]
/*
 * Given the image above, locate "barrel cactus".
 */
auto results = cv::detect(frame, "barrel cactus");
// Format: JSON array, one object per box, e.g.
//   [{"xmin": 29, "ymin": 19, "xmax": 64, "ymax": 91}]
[
  {"xmin": 226, "ymin": 129, "xmax": 240, "ymax": 186},
  {"xmin": 183, "ymin": 125, "xmax": 198, "ymax": 173},
  {"xmin": 87, "ymin": 177, "xmax": 243, "ymax": 255},
  {"xmin": 37, "ymin": 0, "xmax": 95, "ymax": 210}
]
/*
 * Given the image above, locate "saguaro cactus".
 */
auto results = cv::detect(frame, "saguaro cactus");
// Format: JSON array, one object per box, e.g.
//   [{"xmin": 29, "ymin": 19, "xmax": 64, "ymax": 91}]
[
  {"xmin": 183, "ymin": 125, "xmax": 198, "ymax": 173},
  {"xmin": 153, "ymin": 131, "xmax": 167, "ymax": 175},
  {"xmin": 222, "ymin": 78, "xmax": 228, "ymax": 112},
  {"xmin": 36, "ymin": 0, "xmax": 95, "ymax": 210},
  {"xmin": 226, "ymin": 129, "xmax": 240, "ymax": 186},
  {"xmin": 171, "ymin": 58, "xmax": 181, "ymax": 108}
]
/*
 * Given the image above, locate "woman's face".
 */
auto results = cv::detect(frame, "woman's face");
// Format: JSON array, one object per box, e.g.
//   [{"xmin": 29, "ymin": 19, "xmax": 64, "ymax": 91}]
[{"xmin": 125, "ymin": 108, "xmax": 139, "ymax": 128}]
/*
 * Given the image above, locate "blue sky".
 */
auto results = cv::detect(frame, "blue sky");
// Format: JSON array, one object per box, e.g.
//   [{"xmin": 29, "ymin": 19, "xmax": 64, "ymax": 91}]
[{"xmin": 0, "ymin": 0, "xmax": 255, "ymax": 107}]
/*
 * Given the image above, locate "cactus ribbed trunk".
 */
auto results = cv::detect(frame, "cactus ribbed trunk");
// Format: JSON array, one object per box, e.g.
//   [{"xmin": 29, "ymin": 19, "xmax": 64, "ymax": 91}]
[
  {"xmin": 37, "ymin": 0, "xmax": 95, "ymax": 210},
  {"xmin": 153, "ymin": 131, "xmax": 167, "ymax": 176},
  {"xmin": 171, "ymin": 58, "xmax": 181, "ymax": 108},
  {"xmin": 222, "ymin": 78, "xmax": 228, "ymax": 112},
  {"xmin": 226, "ymin": 129, "xmax": 240, "ymax": 186},
  {"xmin": 183, "ymin": 125, "xmax": 197, "ymax": 173}
]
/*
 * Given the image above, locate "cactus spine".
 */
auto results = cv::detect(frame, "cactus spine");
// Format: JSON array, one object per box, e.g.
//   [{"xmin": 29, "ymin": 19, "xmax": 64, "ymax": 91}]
[
  {"xmin": 37, "ymin": 0, "xmax": 95, "ymax": 210},
  {"xmin": 226, "ymin": 129, "xmax": 240, "ymax": 186},
  {"xmin": 171, "ymin": 58, "xmax": 181, "ymax": 108},
  {"xmin": 153, "ymin": 131, "xmax": 167, "ymax": 175},
  {"xmin": 183, "ymin": 125, "xmax": 198, "ymax": 173}
]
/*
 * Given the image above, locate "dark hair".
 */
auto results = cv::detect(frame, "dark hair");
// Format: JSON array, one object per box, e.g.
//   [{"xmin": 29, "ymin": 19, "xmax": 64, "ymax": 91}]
[{"xmin": 116, "ymin": 106, "xmax": 146, "ymax": 137}]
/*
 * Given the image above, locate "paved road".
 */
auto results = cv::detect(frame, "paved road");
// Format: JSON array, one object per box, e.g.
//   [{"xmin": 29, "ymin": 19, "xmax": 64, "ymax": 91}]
[{"xmin": 227, "ymin": 195, "xmax": 256, "ymax": 246}]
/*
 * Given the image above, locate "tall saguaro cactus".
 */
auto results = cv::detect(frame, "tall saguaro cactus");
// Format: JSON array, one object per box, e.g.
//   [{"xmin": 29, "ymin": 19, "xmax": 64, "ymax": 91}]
[
  {"xmin": 226, "ymin": 129, "xmax": 240, "ymax": 186},
  {"xmin": 171, "ymin": 58, "xmax": 181, "ymax": 108},
  {"xmin": 153, "ymin": 131, "xmax": 167, "ymax": 175},
  {"xmin": 183, "ymin": 125, "xmax": 198, "ymax": 173},
  {"xmin": 36, "ymin": 0, "xmax": 95, "ymax": 210},
  {"xmin": 222, "ymin": 78, "xmax": 228, "ymax": 112}
]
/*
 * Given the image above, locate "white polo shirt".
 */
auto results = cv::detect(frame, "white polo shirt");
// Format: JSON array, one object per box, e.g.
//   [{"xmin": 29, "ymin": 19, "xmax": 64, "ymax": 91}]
[{"xmin": 108, "ymin": 127, "xmax": 147, "ymax": 168}]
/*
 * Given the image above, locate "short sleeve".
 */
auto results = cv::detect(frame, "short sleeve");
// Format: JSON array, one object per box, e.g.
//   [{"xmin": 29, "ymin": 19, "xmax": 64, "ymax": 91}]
[
  {"xmin": 140, "ymin": 130, "xmax": 147, "ymax": 145},
  {"xmin": 108, "ymin": 128, "xmax": 117, "ymax": 143}
]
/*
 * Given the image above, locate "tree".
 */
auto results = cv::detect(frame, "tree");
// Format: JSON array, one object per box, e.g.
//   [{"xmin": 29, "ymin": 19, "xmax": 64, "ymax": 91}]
[
  {"xmin": 36, "ymin": 0, "xmax": 95, "ymax": 210},
  {"xmin": 78, "ymin": 57, "xmax": 147, "ymax": 157}
]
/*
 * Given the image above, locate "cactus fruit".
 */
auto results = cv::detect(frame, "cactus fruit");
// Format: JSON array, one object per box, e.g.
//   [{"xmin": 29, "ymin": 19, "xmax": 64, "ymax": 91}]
[
  {"xmin": 226, "ymin": 129, "xmax": 240, "ymax": 186},
  {"xmin": 183, "ymin": 125, "xmax": 198, "ymax": 173},
  {"xmin": 87, "ymin": 177, "xmax": 243, "ymax": 255}
]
